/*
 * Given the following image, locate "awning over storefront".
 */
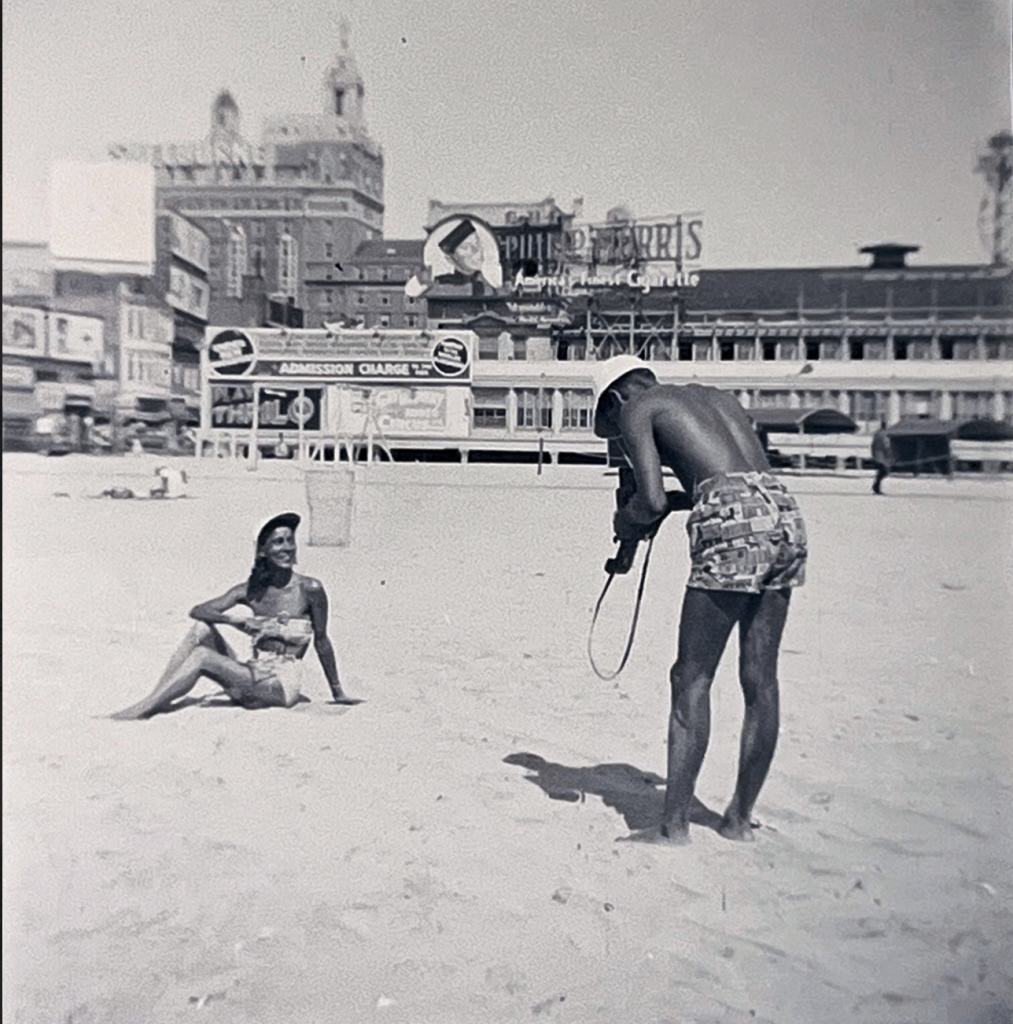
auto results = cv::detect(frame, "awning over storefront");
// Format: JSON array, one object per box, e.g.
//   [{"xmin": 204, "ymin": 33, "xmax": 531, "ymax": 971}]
[
  {"xmin": 121, "ymin": 409, "xmax": 173, "ymax": 425},
  {"xmin": 748, "ymin": 407, "xmax": 859, "ymax": 434}
]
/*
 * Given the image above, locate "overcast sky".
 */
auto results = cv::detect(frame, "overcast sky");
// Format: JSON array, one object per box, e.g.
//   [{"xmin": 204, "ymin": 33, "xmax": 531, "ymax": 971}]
[{"xmin": 3, "ymin": 0, "xmax": 1010, "ymax": 267}]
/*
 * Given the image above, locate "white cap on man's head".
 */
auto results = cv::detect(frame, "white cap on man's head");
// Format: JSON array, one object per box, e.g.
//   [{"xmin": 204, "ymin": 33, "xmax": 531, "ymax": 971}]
[{"xmin": 591, "ymin": 355, "xmax": 653, "ymax": 438}]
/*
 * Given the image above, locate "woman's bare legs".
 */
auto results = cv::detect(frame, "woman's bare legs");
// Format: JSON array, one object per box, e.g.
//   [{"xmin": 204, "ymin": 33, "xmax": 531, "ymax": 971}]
[{"xmin": 111, "ymin": 622, "xmax": 249, "ymax": 720}]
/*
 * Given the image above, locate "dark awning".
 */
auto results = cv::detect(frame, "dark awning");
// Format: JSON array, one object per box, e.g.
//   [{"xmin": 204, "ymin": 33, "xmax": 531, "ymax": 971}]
[
  {"xmin": 747, "ymin": 407, "xmax": 859, "ymax": 434},
  {"xmin": 122, "ymin": 410, "xmax": 173, "ymax": 425},
  {"xmin": 954, "ymin": 418, "xmax": 1013, "ymax": 442},
  {"xmin": 886, "ymin": 417, "xmax": 957, "ymax": 439}
]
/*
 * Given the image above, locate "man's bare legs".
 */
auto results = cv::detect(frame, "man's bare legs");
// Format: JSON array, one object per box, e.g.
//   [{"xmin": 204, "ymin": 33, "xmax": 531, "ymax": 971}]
[
  {"xmin": 660, "ymin": 589, "xmax": 749, "ymax": 843},
  {"xmin": 718, "ymin": 588, "xmax": 791, "ymax": 840},
  {"xmin": 110, "ymin": 622, "xmax": 250, "ymax": 720}
]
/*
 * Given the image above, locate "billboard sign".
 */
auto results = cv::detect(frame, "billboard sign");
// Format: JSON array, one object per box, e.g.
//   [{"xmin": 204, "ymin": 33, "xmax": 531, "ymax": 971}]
[
  {"xmin": 204, "ymin": 328, "xmax": 475, "ymax": 384},
  {"xmin": 2, "ymin": 305, "xmax": 45, "ymax": 355},
  {"xmin": 207, "ymin": 328, "xmax": 257, "ymax": 375},
  {"xmin": 210, "ymin": 384, "xmax": 324, "ymax": 431},
  {"xmin": 164, "ymin": 212, "xmax": 211, "ymax": 272},
  {"xmin": 49, "ymin": 161, "xmax": 156, "ymax": 275},
  {"xmin": 406, "ymin": 216, "xmax": 503, "ymax": 297},
  {"xmin": 515, "ymin": 265, "xmax": 700, "ymax": 296},
  {"xmin": 331, "ymin": 386, "xmax": 470, "ymax": 438},
  {"xmin": 167, "ymin": 265, "xmax": 211, "ymax": 321},
  {"xmin": 562, "ymin": 215, "xmax": 704, "ymax": 267}
]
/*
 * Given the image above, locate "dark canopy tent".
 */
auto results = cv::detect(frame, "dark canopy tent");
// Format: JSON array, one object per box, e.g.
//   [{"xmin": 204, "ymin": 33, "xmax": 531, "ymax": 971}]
[
  {"xmin": 747, "ymin": 408, "xmax": 859, "ymax": 435},
  {"xmin": 954, "ymin": 418, "xmax": 1013, "ymax": 442},
  {"xmin": 884, "ymin": 417, "xmax": 954, "ymax": 475}
]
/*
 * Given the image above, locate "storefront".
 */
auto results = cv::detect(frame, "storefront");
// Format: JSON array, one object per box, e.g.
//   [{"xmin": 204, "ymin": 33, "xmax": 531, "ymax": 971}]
[
  {"xmin": 199, "ymin": 327, "xmax": 478, "ymax": 461},
  {"xmin": 2, "ymin": 304, "xmax": 105, "ymax": 451}
]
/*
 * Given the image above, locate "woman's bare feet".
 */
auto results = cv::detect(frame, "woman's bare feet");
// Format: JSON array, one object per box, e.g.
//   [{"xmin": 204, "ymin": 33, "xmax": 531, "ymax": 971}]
[{"xmin": 109, "ymin": 702, "xmax": 154, "ymax": 721}]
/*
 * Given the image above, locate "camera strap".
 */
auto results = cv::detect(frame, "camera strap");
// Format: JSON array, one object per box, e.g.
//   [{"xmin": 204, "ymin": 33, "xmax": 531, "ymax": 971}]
[{"xmin": 587, "ymin": 536, "xmax": 655, "ymax": 682}]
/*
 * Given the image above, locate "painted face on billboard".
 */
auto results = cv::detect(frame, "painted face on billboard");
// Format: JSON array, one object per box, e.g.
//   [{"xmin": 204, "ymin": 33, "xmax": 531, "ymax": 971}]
[{"xmin": 423, "ymin": 216, "xmax": 503, "ymax": 289}]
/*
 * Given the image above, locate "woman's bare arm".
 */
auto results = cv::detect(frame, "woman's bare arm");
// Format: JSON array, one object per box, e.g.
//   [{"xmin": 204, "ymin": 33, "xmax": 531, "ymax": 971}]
[{"xmin": 190, "ymin": 584, "xmax": 258, "ymax": 631}]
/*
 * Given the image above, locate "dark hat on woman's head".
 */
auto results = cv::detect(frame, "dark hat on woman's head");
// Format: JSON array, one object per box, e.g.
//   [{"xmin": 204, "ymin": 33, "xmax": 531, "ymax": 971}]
[{"xmin": 257, "ymin": 512, "xmax": 301, "ymax": 549}]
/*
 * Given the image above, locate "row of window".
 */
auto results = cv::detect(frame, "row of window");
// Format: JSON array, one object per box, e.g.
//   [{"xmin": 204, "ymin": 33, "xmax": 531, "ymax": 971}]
[
  {"xmin": 467, "ymin": 389, "xmax": 1011, "ymax": 431},
  {"xmin": 124, "ymin": 352, "xmax": 171, "ymax": 386},
  {"xmin": 473, "ymin": 389, "xmax": 593, "ymax": 431},
  {"xmin": 347, "ymin": 266, "xmax": 410, "ymax": 282},
  {"xmin": 333, "ymin": 313, "xmax": 421, "ymax": 328},
  {"xmin": 171, "ymin": 364, "xmax": 201, "ymax": 392},
  {"xmin": 594, "ymin": 337, "xmax": 1013, "ymax": 362},
  {"xmin": 352, "ymin": 291, "xmax": 418, "ymax": 307},
  {"xmin": 225, "ymin": 228, "xmax": 298, "ymax": 300}
]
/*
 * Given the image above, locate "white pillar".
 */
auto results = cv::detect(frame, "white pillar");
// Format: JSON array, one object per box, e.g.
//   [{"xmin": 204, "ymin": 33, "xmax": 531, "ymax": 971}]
[
  {"xmin": 507, "ymin": 389, "xmax": 518, "ymax": 436},
  {"xmin": 939, "ymin": 391, "xmax": 954, "ymax": 421},
  {"xmin": 888, "ymin": 390, "xmax": 901, "ymax": 424},
  {"xmin": 551, "ymin": 389, "xmax": 563, "ymax": 435},
  {"xmin": 838, "ymin": 391, "xmax": 850, "ymax": 415},
  {"xmin": 250, "ymin": 382, "xmax": 260, "ymax": 468},
  {"xmin": 993, "ymin": 391, "xmax": 1006, "ymax": 421},
  {"xmin": 788, "ymin": 391, "xmax": 801, "ymax": 409}
]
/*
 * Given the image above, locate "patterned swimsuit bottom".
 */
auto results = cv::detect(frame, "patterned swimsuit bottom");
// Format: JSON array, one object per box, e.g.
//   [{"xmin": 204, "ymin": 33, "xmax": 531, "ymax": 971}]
[
  {"xmin": 240, "ymin": 618, "xmax": 312, "ymax": 708},
  {"xmin": 686, "ymin": 472, "xmax": 808, "ymax": 593}
]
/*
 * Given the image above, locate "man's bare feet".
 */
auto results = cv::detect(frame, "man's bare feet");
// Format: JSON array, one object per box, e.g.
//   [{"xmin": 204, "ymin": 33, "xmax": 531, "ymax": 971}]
[
  {"xmin": 618, "ymin": 822, "xmax": 691, "ymax": 846},
  {"xmin": 330, "ymin": 695, "xmax": 365, "ymax": 706},
  {"xmin": 717, "ymin": 812, "xmax": 759, "ymax": 841}
]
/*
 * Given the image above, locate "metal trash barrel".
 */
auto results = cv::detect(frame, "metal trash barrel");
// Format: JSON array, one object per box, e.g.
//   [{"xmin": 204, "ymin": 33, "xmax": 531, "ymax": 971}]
[{"xmin": 305, "ymin": 468, "xmax": 355, "ymax": 547}]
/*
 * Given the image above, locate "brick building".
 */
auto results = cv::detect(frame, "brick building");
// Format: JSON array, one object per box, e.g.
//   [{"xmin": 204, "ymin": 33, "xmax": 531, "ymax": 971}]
[{"xmin": 110, "ymin": 22, "xmax": 383, "ymax": 332}]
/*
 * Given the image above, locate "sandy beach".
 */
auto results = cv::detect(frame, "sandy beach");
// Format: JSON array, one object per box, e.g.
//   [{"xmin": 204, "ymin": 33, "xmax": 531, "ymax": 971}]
[{"xmin": 3, "ymin": 453, "xmax": 1012, "ymax": 1024}]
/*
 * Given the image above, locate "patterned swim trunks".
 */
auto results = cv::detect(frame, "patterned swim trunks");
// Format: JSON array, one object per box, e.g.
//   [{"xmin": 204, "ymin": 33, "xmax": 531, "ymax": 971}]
[{"xmin": 686, "ymin": 472, "xmax": 807, "ymax": 593}]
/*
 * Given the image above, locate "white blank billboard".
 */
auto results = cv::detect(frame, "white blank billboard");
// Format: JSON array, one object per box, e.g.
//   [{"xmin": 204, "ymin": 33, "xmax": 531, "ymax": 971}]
[{"xmin": 49, "ymin": 161, "xmax": 155, "ymax": 275}]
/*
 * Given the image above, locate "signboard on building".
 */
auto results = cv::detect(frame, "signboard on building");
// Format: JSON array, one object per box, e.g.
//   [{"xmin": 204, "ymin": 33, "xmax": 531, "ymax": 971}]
[
  {"xmin": 515, "ymin": 265, "xmax": 701, "ymax": 297},
  {"xmin": 167, "ymin": 265, "xmax": 211, "ymax": 321},
  {"xmin": 2, "ymin": 364, "xmax": 36, "ymax": 389},
  {"xmin": 49, "ymin": 161, "xmax": 156, "ymax": 275},
  {"xmin": 1, "ymin": 243, "xmax": 53, "ymax": 300},
  {"xmin": 2, "ymin": 305, "xmax": 45, "ymax": 355},
  {"xmin": 496, "ymin": 222, "xmax": 566, "ymax": 276},
  {"xmin": 204, "ymin": 328, "xmax": 476, "ymax": 385},
  {"xmin": 563, "ymin": 215, "xmax": 704, "ymax": 267},
  {"xmin": 48, "ymin": 312, "xmax": 105, "ymax": 366},
  {"xmin": 164, "ymin": 212, "xmax": 211, "ymax": 272}
]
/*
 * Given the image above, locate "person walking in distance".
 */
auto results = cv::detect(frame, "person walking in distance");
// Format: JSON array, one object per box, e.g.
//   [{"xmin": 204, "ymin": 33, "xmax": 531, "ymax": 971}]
[{"xmin": 871, "ymin": 421, "xmax": 893, "ymax": 495}]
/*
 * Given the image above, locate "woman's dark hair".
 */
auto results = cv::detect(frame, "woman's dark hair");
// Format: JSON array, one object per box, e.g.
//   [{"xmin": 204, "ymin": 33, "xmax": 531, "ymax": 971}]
[{"xmin": 246, "ymin": 553, "xmax": 274, "ymax": 601}]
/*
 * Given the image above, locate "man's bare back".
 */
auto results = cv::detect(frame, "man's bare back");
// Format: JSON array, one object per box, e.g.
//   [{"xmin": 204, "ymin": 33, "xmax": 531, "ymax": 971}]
[{"xmin": 621, "ymin": 383, "xmax": 770, "ymax": 496}]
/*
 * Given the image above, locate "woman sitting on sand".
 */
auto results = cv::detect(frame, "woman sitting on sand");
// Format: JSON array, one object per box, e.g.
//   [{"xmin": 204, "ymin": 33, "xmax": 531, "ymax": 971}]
[{"xmin": 112, "ymin": 512, "xmax": 360, "ymax": 719}]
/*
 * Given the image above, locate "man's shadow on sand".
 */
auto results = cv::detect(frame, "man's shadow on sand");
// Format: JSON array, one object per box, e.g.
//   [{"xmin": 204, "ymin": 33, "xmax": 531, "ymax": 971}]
[{"xmin": 503, "ymin": 752, "xmax": 724, "ymax": 833}]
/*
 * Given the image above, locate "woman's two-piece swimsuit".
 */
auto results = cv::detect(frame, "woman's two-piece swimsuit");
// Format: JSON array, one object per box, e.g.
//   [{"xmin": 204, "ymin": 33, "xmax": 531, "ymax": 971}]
[{"xmin": 244, "ymin": 618, "xmax": 313, "ymax": 706}]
